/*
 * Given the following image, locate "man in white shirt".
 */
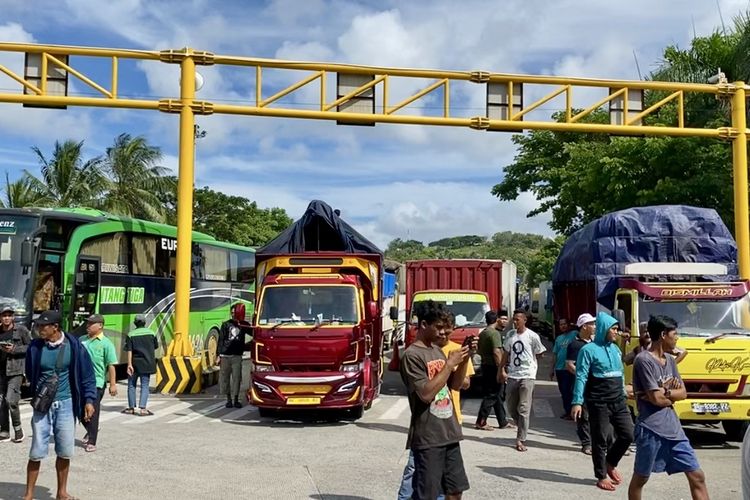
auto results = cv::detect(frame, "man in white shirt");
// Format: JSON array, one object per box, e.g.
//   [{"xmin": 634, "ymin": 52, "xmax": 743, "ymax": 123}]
[{"xmin": 500, "ymin": 309, "xmax": 546, "ymax": 452}]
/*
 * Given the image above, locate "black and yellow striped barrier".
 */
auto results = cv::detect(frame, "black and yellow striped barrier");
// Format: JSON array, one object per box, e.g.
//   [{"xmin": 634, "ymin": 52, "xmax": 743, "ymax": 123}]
[{"xmin": 155, "ymin": 355, "xmax": 202, "ymax": 394}]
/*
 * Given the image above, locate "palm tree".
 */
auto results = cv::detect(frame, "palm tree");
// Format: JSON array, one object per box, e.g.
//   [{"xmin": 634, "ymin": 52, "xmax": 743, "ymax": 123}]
[
  {"xmin": 99, "ymin": 134, "xmax": 176, "ymax": 222},
  {"xmin": 25, "ymin": 140, "xmax": 105, "ymax": 207},
  {"xmin": 0, "ymin": 172, "xmax": 50, "ymax": 208}
]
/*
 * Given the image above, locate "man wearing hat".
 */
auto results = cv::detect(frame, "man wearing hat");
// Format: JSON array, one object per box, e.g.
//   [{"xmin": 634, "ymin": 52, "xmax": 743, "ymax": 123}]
[
  {"xmin": 80, "ymin": 314, "xmax": 118, "ymax": 452},
  {"xmin": 566, "ymin": 313, "xmax": 597, "ymax": 455},
  {"xmin": 0, "ymin": 304, "xmax": 31, "ymax": 443},
  {"xmin": 124, "ymin": 314, "xmax": 159, "ymax": 416},
  {"xmin": 23, "ymin": 310, "xmax": 96, "ymax": 500}
]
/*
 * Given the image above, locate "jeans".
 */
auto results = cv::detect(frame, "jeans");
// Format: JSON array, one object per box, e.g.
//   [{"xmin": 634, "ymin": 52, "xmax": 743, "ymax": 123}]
[
  {"xmin": 397, "ymin": 450, "xmax": 446, "ymax": 500},
  {"xmin": 476, "ymin": 365, "xmax": 507, "ymax": 428},
  {"xmin": 555, "ymin": 369, "xmax": 573, "ymax": 415},
  {"xmin": 219, "ymin": 355, "xmax": 243, "ymax": 399},
  {"xmin": 30, "ymin": 398, "xmax": 75, "ymax": 461},
  {"xmin": 588, "ymin": 399, "xmax": 634, "ymax": 480},
  {"xmin": 82, "ymin": 387, "xmax": 105, "ymax": 445},
  {"xmin": 0, "ymin": 373, "xmax": 22, "ymax": 435},
  {"xmin": 506, "ymin": 378, "xmax": 535, "ymax": 441},
  {"xmin": 128, "ymin": 374, "xmax": 151, "ymax": 409}
]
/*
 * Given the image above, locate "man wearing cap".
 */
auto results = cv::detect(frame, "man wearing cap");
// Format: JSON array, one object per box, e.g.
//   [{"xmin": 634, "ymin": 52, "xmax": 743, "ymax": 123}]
[
  {"xmin": 566, "ymin": 313, "xmax": 596, "ymax": 455},
  {"xmin": 80, "ymin": 314, "xmax": 118, "ymax": 452},
  {"xmin": 23, "ymin": 310, "xmax": 96, "ymax": 500},
  {"xmin": 124, "ymin": 315, "xmax": 159, "ymax": 416},
  {"xmin": 0, "ymin": 305, "xmax": 31, "ymax": 443},
  {"xmin": 549, "ymin": 317, "xmax": 577, "ymax": 419}
]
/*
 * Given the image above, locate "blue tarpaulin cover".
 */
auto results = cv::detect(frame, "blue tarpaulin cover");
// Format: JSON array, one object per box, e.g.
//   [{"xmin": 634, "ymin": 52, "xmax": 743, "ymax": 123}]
[
  {"xmin": 383, "ymin": 272, "xmax": 398, "ymax": 298},
  {"xmin": 552, "ymin": 205, "xmax": 738, "ymax": 309}
]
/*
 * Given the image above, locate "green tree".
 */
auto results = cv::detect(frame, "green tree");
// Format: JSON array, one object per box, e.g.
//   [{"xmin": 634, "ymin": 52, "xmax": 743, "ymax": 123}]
[
  {"xmin": 191, "ymin": 186, "xmax": 292, "ymax": 247},
  {"xmin": 525, "ymin": 236, "xmax": 564, "ymax": 287},
  {"xmin": 24, "ymin": 140, "xmax": 105, "ymax": 207},
  {"xmin": 493, "ymin": 19, "xmax": 747, "ymax": 235},
  {"xmin": 1, "ymin": 172, "xmax": 50, "ymax": 208},
  {"xmin": 99, "ymin": 134, "xmax": 175, "ymax": 222}
]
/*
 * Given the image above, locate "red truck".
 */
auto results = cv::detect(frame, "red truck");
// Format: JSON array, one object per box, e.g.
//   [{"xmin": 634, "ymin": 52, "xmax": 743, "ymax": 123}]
[
  {"xmin": 390, "ymin": 259, "xmax": 516, "ymax": 370},
  {"xmin": 248, "ymin": 201, "xmax": 391, "ymax": 419}
]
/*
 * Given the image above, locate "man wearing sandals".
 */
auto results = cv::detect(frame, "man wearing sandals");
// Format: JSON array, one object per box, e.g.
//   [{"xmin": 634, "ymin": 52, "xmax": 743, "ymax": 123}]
[
  {"xmin": 566, "ymin": 313, "xmax": 596, "ymax": 456},
  {"xmin": 124, "ymin": 315, "xmax": 159, "ymax": 416},
  {"xmin": 499, "ymin": 309, "xmax": 546, "ymax": 452},
  {"xmin": 571, "ymin": 312, "xmax": 634, "ymax": 492},
  {"xmin": 80, "ymin": 314, "xmax": 118, "ymax": 452},
  {"xmin": 24, "ymin": 310, "xmax": 96, "ymax": 500}
]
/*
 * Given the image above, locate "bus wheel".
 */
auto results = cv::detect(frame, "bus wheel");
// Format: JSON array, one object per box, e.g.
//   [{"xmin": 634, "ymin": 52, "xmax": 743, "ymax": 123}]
[
  {"xmin": 722, "ymin": 420, "xmax": 750, "ymax": 442},
  {"xmin": 205, "ymin": 329, "xmax": 220, "ymax": 367}
]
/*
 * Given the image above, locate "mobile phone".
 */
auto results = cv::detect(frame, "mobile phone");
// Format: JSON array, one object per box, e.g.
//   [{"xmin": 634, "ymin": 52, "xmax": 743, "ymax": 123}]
[{"xmin": 462, "ymin": 335, "xmax": 476, "ymax": 347}]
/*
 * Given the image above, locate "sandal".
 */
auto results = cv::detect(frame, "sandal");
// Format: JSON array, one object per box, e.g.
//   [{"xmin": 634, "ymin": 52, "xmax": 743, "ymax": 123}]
[
  {"xmin": 121, "ymin": 408, "xmax": 135, "ymax": 415},
  {"xmin": 515, "ymin": 442, "xmax": 528, "ymax": 452},
  {"xmin": 138, "ymin": 408, "xmax": 154, "ymax": 416},
  {"xmin": 582, "ymin": 446, "xmax": 592, "ymax": 455},
  {"xmin": 82, "ymin": 433, "xmax": 89, "ymax": 445},
  {"xmin": 474, "ymin": 424, "xmax": 494, "ymax": 431},
  {"xmin": 84, "ymin": 443, "xmax": 96, "ymax": 453}
]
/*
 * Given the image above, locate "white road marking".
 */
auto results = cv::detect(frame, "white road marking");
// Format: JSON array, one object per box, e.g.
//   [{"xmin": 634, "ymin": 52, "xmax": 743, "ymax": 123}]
[
  {"xmin": 122, "ymin": 401, "xmax": 193, "ymax": 424},
  {"xmin": 210, "ymin": 406, "xmax": 256, "ymax": 423},
  {"xmin": 378, "ymin": 398, "xmax": 409, "ymax": 420},
  {"xmin": 98, "ymin": 400, "xmax": 168, "ymax": 422},
  {"xmin": 167, "ymin": 402, "xmax": 227, "ymax": 424}
]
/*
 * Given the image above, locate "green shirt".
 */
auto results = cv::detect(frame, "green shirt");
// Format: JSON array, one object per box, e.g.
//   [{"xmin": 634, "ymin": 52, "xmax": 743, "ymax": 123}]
[
  {"xmin": 477, "ymin": 325, "xmax": 503, "ymax": 365},
  {"xmin": 82, "ymin": 334, "xmax": 118, "ymax": 388}
]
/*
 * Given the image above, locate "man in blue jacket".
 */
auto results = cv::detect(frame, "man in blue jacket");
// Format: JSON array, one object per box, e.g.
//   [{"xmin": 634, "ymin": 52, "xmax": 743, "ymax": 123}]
[
  {"xmin": 571, "ymin": 312, "xmax": 634, "ymax": 492},
  {"xmin": 23, "ymin": 310, "xmax": 96, "ymax": 500}
]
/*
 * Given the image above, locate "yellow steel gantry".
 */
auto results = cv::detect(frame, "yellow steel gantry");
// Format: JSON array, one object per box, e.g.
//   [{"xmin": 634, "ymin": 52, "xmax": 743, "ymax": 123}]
[{"xmin": 0, "ymin": 42, "xmax": 747, "ymax": 371}]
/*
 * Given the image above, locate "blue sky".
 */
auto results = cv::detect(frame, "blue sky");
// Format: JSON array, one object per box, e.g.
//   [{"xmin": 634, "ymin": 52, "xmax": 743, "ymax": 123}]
[{"xmin": 0, "ymin": 0, "xmax": 747, "ymax": 248}]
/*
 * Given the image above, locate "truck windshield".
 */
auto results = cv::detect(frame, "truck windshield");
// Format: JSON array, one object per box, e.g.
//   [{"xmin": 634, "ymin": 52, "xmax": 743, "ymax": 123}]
[
  {"xmin": 639, "ymin": 294, "xmax": 750, "ymax": 337},
  {"xmin": 411, "ymin": 300, "xmax": 489, "ymax": 326},
  {"xmin": 258, "ymin": 285, "xmax": 359, "ymax": 325},
  {"xmin": 0, "ymin": 215, "xmax": 37, "ymax": 315}
]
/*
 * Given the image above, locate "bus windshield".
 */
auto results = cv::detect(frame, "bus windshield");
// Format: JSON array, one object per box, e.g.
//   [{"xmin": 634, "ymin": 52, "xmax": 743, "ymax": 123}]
[
  {"xmin": 639, "ymin": 294, "xmax": 750, "ymax": 337},
  {"xmin": 0, "ymin": 215, "xmax": 38, "ymax": 314},
  {"xmin": 258, "ymin": 285, "xmax": 359, "ymax": 325}
]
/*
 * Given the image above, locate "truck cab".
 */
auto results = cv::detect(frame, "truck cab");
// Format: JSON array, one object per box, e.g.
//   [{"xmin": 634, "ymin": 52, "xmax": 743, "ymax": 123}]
[{"xmin": 613, "ymin": 263, "xmax": 750, "ymax": 441}]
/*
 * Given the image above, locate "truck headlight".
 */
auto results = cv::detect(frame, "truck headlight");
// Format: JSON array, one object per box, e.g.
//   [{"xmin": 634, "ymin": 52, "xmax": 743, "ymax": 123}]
[
  {"xmin": 336, "ymin": 380, "xmax": 359, "ymax": 393},
  {"xmin": 341, "ymin": 362, "xmax": 363, "ymax": 373},
  {"xmin": 253, "ymin": 381, "xmax": 273, "ymax": 393},
  {"xmin": 253, "ymin": 364, "xmax": 274, "ymax": 372}
]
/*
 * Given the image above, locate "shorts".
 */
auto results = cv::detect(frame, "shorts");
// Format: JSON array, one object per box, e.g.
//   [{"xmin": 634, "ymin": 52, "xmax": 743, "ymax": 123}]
[
  {"xmin": 30, "ymin": 398, "xmax": 75, "ymax": 461},
  {"xmin": 412, "ymin": 443, "xmax": 470, "ymax": 500},
  {"xmin": 634, "ymin": 424, "xmax": 700, "ymax": 477}
]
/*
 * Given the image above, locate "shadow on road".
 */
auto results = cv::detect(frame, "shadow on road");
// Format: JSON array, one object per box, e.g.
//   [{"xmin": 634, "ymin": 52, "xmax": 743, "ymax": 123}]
[
  {"xmin": 310, "ymin": 495, "xmax": 374, "ymax": 500},
  {"xmin": 0, "ymin": 482, "xmax": 54, "ymax": 500},
  {"xmin": 478, "ymin": 465, "xmax": 593, "ymax": 486}
]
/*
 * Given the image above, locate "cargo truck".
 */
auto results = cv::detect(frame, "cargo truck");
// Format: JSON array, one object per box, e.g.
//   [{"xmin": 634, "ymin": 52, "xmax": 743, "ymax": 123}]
[
  {"xmin": 249, "ymin": 201, "xmax": 391, "ymax": 419},
  {"xmin": 552, "ymin": 205, "xmax": 750, "ymax": 441}
]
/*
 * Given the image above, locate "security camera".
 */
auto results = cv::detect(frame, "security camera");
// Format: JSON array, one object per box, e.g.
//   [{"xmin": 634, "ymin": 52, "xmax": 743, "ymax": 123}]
[{"xmin": 707, "ymin": 69, "xmax": 726, "ymax": 85}]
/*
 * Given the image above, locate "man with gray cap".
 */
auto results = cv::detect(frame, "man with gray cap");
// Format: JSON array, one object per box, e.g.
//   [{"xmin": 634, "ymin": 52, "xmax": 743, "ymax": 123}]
[
  {"xmin": 566, "ymin": 313, "xmax": 597, "ymax": 455},
  {"xmin": 0, "ymin": 304, "xmax": 31, "ymax": 443},
  {"xmin": 80, "ymin": 314, "xmax": 118, "ymax": 451},
  {"xmin": 124, "ymin": 315, "xmax": 158, "ymax": 416}
]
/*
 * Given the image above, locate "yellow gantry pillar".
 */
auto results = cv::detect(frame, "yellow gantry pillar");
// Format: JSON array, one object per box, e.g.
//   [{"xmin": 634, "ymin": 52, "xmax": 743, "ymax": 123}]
[{"xmin": 171, "ymin": 50, "xmax": 197, "ymax": 356}]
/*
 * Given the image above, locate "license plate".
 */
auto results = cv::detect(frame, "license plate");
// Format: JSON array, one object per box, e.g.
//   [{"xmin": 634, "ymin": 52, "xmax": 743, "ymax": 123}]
[
  {"xmin": 691, "ymin": 402, "xmax": 731, "ymax": 414},
  {"xmin": 286, "ymin": 397, "xmax": 321, "ymax": 406}
]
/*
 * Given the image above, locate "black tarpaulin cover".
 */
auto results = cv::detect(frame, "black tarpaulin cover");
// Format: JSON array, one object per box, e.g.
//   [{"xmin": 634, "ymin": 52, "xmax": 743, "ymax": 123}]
[
  {"xmin": 257, "ymin": 200, "xmax": 382, "ymax": 256},
  {"xmin": 552, "ymin": 205, "xmax": 738, "ymax": 309}
]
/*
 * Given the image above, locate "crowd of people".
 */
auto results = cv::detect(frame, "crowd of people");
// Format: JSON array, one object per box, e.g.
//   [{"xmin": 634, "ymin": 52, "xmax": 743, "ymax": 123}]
[{"xmin": 396, "ymin": 299, "xmax": 732, "ymax": 500}]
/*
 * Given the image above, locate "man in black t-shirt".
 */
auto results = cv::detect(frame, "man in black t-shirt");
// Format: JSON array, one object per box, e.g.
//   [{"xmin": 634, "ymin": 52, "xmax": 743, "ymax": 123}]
[
  {"xmin": 400, "ymin": 300, "xmax": 476, "ymax": 500},
  {"xmin": 566, "ymin": 313, "xmax": 596, "ymax": 455}
]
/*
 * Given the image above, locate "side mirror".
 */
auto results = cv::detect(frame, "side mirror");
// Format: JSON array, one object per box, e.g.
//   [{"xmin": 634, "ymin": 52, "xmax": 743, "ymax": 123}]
[
  {"xmin": 612, "ymin": 309, "xmax": 626, "ymax": 328},
  {"xmin": 21, "ymin": 239, "xmax": 35, "ymax": 267},
  {"xmin": 367, "ymin": 301, "xmax": 378, "ymax": 321},
  {"xmin": 389, "ymin": 306, "xmax": 399, "ymax": 321}
]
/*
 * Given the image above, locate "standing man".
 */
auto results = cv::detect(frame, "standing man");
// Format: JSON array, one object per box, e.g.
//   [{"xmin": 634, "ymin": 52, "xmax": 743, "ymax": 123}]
[
  {"xmin": 124, "ymin": 315, "xmax": 159, "ymax": 416},
  {"xmin": 475, "ymin": 310, "xmax": 507, "ymax": 430},
  {"xmin": 0, "ymin": 305, "xmax": 31, "ymax": 444},
  {"xmin": 496, "ymin": 309, "xmax": 511, "ymax": 341},
  {"xmin": 400, "ymin": 300, "xmax": 474, "ymax": 500},
  {"xmin": 571, "ymin": 312, "xmax": 633, "ymax": 492},
  {"xmin": 23, "ymin": 310, "xmax": 96, "ymax": 500},
  {"xmin": 566, "ymin": 313, "xmax": 596, "ymax": 455},
  {"xmin": 80, "ymin": 314, "xmax": 118, "ymax": 452},
  {"xmin": 216, "ymin": 303, "xmax": 252, "ymax": 408},
  {"xmin": 500, "ymin": 309, "xmax": 546, "ymax": 452},
  {"xmin": 627, "ymin": 315, "xmax": 709, "ymax": 500},
  {"xmin": 550, "ymin": 318, "xmax": 576, "ymax": 419}
]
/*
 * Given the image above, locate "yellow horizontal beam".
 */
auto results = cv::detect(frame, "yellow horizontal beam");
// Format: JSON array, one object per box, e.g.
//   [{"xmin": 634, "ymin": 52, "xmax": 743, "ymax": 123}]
[
  {"xmin": 46, "ymin": 53, "xmax": 113, "ymax": 98},
  {"xmin": 0, "ymin": 93, "xmax": 160, "ymax": 110},
  {"xmin": 0, "ymin": 42, "xmax": 160, "ymax": 60}
]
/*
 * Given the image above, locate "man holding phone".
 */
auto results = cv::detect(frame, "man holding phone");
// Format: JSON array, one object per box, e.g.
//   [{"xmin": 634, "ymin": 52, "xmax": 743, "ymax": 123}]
[{"xmin": 0, "ymin": 304, "xmax": 31, "ymax": 444}]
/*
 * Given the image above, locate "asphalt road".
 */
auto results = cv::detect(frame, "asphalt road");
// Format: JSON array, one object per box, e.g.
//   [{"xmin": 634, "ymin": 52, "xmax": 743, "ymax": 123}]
[{"xmin": 0, "ymin": 354, "xmax": 744, "ymax": 500}]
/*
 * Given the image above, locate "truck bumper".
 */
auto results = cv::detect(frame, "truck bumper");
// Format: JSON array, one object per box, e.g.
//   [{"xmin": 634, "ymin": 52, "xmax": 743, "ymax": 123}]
[
  {"xmin": 674, "ymin": 398, "xmax": 750, "ymax": 421},
  {"xmin": 249, "ymin": 371, "xmax": 365, "ymax": 410}
]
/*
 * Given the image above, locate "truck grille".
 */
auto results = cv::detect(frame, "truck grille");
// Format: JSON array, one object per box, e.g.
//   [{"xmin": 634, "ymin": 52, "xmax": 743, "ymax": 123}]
[
  {"xmin": 684, "ymin": 377, "xmax": 744, "ymax": 398},
  {"xmin": 278, "ymin": 364, "xmax": 337, "ymax": 372}
]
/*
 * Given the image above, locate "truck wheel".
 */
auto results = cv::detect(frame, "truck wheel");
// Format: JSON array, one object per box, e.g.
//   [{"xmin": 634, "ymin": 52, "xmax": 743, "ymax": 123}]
[
  {"xmin": 204, "ymin": 328, "xmax": 220, "ymax": 367},
  {"xmin": 722, "ymin": 420, "xmax": 750, "ymax": 442}
]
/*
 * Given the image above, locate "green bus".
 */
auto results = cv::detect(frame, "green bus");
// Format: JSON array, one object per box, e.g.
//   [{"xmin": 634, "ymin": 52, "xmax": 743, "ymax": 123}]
[{"xmin": 0, "ymin": 207, "xmax": 254, "ymax": 365}]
